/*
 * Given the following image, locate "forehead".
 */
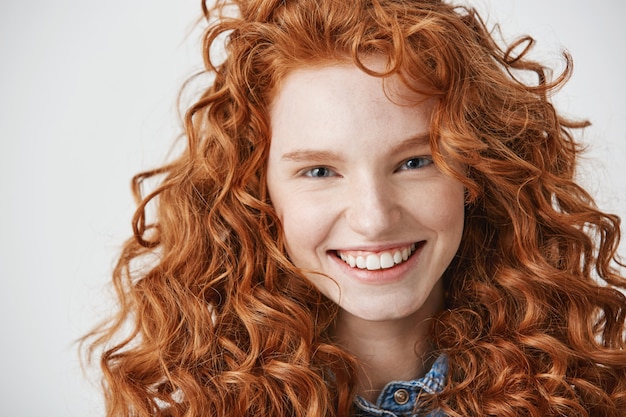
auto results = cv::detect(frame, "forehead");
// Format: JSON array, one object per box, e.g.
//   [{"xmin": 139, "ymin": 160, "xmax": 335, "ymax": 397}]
[
  {"xmin": 270, "ymin": 62, "xmax": 431, "ymax": 126},
  {"xmin": 270, "ymin": 57, "xmax": 425, "ymax": 104},
  {"xmin": 268, "ymin": 62, "xmax": 434, "ymax": 157}
]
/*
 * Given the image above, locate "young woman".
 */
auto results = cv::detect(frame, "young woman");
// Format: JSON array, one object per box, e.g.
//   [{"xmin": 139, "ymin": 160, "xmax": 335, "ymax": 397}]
[{"xmin": 85, "ymin": 0, "xmax": 626, "ymax": 416}]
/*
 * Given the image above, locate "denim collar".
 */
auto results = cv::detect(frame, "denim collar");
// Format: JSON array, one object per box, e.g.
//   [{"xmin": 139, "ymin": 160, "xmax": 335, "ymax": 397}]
[{"xmin": 353, "ymin": 354, "xmax": 448, "ymax": 417}]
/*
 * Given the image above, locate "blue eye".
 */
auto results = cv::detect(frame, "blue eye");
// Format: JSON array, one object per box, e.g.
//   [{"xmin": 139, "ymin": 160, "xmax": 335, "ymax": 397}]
[
  {"xmin": 304, "ymin": 167, "xmax": 335, "ymax": 178},
  {"xmin": 400, "ymin": 157, "xmax": 433, "ymax": 170}
]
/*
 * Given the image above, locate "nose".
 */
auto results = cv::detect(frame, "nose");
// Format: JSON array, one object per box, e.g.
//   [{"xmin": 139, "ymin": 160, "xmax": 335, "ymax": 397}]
[{"xmin": 345, "ymin": 176, "xmax": 402, "ymax": 238}]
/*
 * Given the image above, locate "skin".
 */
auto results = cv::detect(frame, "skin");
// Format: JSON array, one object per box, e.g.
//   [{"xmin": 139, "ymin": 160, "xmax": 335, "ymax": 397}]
[{"xmin": 266, "ymin": 60, "xmax": 465, "ymax": 401}]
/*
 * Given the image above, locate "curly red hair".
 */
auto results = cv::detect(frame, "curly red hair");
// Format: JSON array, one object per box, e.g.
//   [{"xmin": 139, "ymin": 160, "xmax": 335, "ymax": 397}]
[{"xmin": 84, "ymin": 0, "xmax": 626, "ymax": 416}]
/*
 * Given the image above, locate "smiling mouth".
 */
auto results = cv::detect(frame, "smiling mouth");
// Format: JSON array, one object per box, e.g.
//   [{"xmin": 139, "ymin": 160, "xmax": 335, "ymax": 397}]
[{"xmin": 335, "ymin": 242, "xmax": 421, "ymax": 271}]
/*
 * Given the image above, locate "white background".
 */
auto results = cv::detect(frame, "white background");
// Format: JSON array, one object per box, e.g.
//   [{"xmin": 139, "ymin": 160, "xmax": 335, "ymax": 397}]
[{"xmin": 0, "ymin": 1, "xmax": 624, "ymax": 416}]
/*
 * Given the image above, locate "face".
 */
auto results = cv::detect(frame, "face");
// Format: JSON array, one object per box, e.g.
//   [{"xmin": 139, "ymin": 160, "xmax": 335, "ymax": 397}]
[{"xmin": 266, "ymin": 61, "xmax": 465, "ymax": 322}]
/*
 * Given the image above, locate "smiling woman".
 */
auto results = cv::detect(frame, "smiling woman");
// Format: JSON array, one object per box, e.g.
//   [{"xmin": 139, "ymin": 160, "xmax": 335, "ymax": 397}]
[
  {"xmin": 266, "ymin": 65, "xmax": 466, "ymax": 399},
  {"xmin": 267, "ymin": 63, "xmax": 465, "ymax": 331},
  {"xmin": 82, "ymin": 0, "xmax": 626, "ymax": 416}
]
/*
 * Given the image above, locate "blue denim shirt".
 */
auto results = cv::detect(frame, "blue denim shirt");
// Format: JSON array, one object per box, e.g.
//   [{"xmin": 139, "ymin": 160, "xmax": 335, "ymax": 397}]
[{"xmin": 353, "ymin": 354, "xmax": 448, "ymax": 417}]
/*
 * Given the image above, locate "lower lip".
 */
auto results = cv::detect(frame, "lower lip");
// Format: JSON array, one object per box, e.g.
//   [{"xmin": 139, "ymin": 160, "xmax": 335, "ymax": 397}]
[{"xmin": 330, "ymin": 242, "xmax": 425, "ymax": 285}]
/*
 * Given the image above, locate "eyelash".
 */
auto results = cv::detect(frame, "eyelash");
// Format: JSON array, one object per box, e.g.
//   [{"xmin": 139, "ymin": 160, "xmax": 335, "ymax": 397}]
[
  {"xmin": 398, "ymin": 156, "xmax": 433, "ymax": 171},
  {"xmin": 300, "ymin": 156, "xmax": 433, "ymax": 178},
  {"xmin": 303, "ymin": 167, "xmax": 336, "ymax": 178}
]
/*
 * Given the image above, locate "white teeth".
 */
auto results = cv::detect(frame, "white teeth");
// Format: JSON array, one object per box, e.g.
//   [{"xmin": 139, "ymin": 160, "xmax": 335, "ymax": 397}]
[
  {"xmin": 380, "ymin": 252, "xmax": 395, "ymax": 269},
  {"xmin": 393, "ymin": 251, "xmax": 403, "ymax": 264},
  {"xmin": 366, "ymin": 254, "xmax": 380, "ymax": 270},
  {"xmin": 337, "ymin": 244, "xmax": 418, "ymax": 270}
]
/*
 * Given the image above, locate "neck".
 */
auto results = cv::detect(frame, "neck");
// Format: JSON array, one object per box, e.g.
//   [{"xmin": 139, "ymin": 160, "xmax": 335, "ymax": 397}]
[{"xmin": 332, "ymin": 282, "xmax": 444, "ymax": 403}]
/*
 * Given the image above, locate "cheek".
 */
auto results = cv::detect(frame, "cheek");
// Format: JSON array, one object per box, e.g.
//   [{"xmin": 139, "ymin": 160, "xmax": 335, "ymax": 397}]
[
  {"xmin": 425, "ymin": 181, "xmax": 466, "ymax": 235},
  {"xmin": 272, "ymin": 196, "xmax": 328, "ymax": 263}
]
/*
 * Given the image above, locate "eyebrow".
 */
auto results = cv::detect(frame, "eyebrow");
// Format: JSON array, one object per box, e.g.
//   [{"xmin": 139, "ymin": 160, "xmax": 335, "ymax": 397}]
[
  {"xmin": 280, "ymin": 149, "xmax": 343, "ymax": 163},
  {"xmin": 388, "ymin": 132, "xmax": 431, "ymax": 154},
  {"xmin": 280, "ymin": 132, "xmax": 431, "ymax": 162}
]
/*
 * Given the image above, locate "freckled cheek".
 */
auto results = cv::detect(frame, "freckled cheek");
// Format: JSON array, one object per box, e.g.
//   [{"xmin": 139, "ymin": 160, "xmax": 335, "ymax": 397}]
[
  {"xmin": 273, "ymin": 198, "xmax": 331, "ymax": 265},
  {"xmin": 423, "ymin": 184, "xmax": 466, "ymax": 234}
]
